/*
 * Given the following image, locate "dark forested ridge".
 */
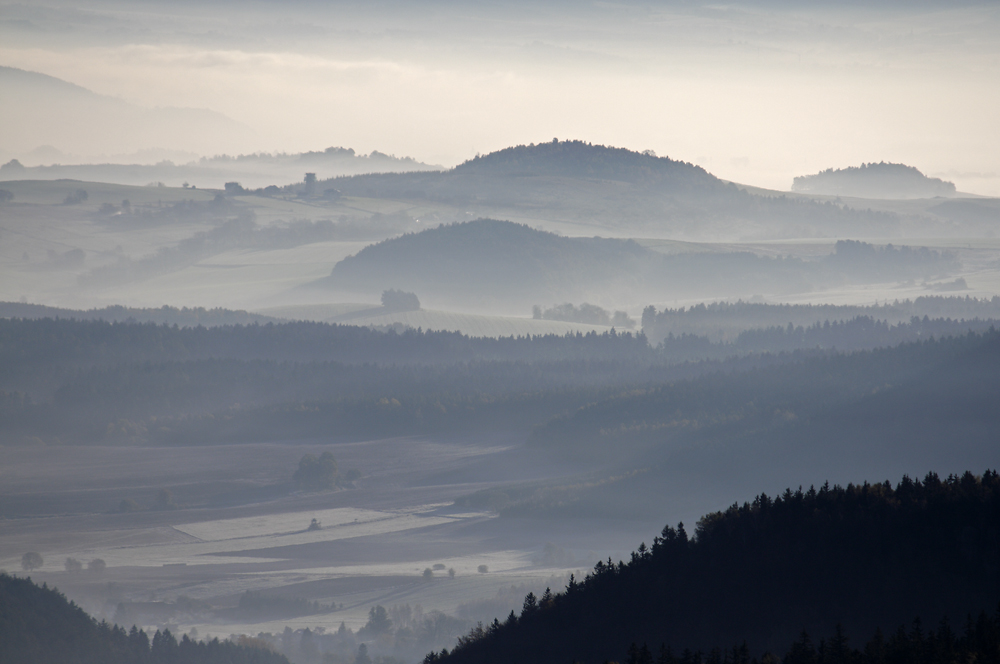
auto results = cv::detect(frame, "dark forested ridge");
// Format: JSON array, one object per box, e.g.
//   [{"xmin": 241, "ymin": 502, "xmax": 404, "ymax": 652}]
[
  {"xmin": 434, "ymin": 472, "xmax": 1000, "ymax": 664},
  {"xmin": 0, "ymin": 316, "xmax": 659, "ymax": 445},
  {"xmin": 0, "ymin": 315, "xmax": 653, "ymax": 373},
  {"xmin": 0, "ymin": 573, "xmax": 289, "ymax": 664},
  {"xmin": 2, "ymin": 314, "xmax": 1000, "ymax": 449},
  {"xmin": 533, "ymin": 328, "xmax": 1000, "ymax": 454}
]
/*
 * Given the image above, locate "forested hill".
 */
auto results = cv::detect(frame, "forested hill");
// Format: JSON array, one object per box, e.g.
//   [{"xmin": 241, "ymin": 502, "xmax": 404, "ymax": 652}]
[
  {"xmin": 792, "ymin": 162, "xmax": 957, "ymax": 199},
  {"xmin": 434, "ymin": 471, "xmax": 1000, "ymax": 664},
  {"xmin": 452, "ymin": 140, "xmax": 724, "ymax": 191},
  {"xmin": 0, "ymin": 573, "xmax": 288, "ymax": 664}
]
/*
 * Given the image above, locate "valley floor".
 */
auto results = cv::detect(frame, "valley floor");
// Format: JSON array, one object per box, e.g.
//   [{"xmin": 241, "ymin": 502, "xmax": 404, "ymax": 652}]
[{"xmin": 0, "ymin": 436, "xmax": 647, "ymax": 643}]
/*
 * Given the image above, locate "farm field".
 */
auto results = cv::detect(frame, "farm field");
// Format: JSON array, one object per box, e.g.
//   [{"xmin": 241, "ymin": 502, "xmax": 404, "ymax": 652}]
[
  {"xmin": 0, "ymin": 435, "xmax": 630, "ymax": 643},
  {"xmin": 4, "ymin": 179, "xmax": 1000, "ymax": 321}
]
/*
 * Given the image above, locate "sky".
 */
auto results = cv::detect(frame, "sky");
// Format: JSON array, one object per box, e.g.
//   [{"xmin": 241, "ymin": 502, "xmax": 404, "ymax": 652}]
[{"xmin": 1, "ymin": 0, "xmax": 998, "ymax": 193}]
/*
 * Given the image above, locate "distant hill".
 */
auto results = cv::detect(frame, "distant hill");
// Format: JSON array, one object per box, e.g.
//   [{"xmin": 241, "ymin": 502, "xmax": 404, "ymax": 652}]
[
  {"xmin": 453, "ymin": 140, "xmax": 724, "ymax": 192},
  {"xmin": 321, "ymin": 141, "xmax": 902, "ymax": 239},
  {"xmin": 435, "ymin": 471, "xmax": 1000, "ymax": 664},
  {"xmin": 0, "ymin": 302, "xmax": 281, "ymax": 327},
  {"xmin": 0, "ymin": 66, "xmax": 251, "ymax": 158},
  {"xmin": 792, "ymin": 162, "xmax": 957, "ymax": 199},
  {"xmin": 0, "ymin": 145, "xmax": 442, "ymax": 189},
  {"xmin": 321, "ymin": 219, "xmax": 813, "ymax": 307},
  {"xmin": 0, "ymin": 573, "xmax": 289, "ymax": 664},
  {"xmin": 320, "ymin": 220, "xmax": 959, "ymax": 308}
]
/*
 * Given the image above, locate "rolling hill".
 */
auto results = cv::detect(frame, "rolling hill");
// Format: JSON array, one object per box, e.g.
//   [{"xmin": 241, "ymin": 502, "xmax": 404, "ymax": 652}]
[
  {"xmin": 318, "ymin": 219, "xmax": 959, "ymax": 309},
  {"xmin": 319, "ymin": 141, "xmax": 903, "ymax": 240}
]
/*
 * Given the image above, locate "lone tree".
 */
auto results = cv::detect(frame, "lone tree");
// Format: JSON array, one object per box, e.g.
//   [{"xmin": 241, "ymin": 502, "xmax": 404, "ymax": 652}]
[
  {"xmin": 381, "ymin": 289, "xmax": 420, "ymax": 312},
  {"xmin": 88, "ymin": 559, "xmax": 106, "ymax": 574},
  {"xmin": 304, "ymin": 172, "xmax": 317, "ymax": 196},
  {"xmin": 21, "ymin": 552, "xmax": 43, "ymax": 572},
  {"xmin": 293, "ymin": 451, "xmax": 339, "ymax": 490},
  {"xmin": 64, "ymin": 558, "xmax": 83, "ymax": 573}
]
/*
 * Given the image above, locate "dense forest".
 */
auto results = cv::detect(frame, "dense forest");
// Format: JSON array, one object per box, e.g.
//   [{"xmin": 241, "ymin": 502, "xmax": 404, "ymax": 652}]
[
  {"xmin": 0, "ymin": 573, "xmax": 289, "ymax": 664},
  {"xmin": 432, "ymin": 471, "xmax": 1000, "ymax": 664},
  {"xmin": 1, "ymin": 313, "xmax": 998, "ymax": 448},
  {"xmin": 535, "ymin": 327, "xmax": 1000, "ymax": 455}
]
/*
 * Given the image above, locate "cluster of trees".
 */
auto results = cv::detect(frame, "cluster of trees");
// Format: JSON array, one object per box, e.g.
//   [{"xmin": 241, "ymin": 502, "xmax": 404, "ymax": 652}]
[
  {"xmin": 0, "ymin": 573, "xmax": 289, "ymax": 664},
  {"xmin": 381, "ymin": 289, "xmax": 421, "ymax": 312},
  {"xmin": 63, "ymin": 557, "xmax": 107, "ymax": 574},
  {"xmin": 293, "ymin": 452, "xmax": 341, "ymax": 490},
  {"xmin": 236, "ymin": 590, "xmax": 337, "ymax": 619},
  {"xmin": 533, "ymin": 302, "xmax": 635, "ymax": 328},
  {"xmin": 429, "ymin": 471, "xmax": 1000, "ymax": 664}
]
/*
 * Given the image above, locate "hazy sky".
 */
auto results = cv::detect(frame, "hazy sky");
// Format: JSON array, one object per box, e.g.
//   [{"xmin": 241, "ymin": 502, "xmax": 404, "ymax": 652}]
[{"xmin": 1, "ymin": 0, "xmax": 998, "ymax": 193}]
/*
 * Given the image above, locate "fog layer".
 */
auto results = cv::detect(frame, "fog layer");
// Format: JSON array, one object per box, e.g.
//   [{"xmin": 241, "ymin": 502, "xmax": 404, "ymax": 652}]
[{"xmin": 1, "ymin": 0, "xmax": 998, "ymax": 193}]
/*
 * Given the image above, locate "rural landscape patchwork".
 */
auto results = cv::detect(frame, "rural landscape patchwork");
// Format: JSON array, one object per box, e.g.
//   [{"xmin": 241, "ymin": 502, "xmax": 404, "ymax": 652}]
[{"xmin": 1, "ymin": 2, "xmax": 999, "ymax": 664}]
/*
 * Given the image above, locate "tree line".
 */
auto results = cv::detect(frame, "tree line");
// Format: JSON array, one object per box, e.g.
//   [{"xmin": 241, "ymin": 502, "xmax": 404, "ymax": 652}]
[{"xmin": 0, "ymin": 573, "xmax": 289, "ymax": 664}]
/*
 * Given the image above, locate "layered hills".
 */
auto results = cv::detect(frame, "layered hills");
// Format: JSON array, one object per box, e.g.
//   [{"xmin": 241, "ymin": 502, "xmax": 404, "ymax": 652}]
[
  {"xmin": 322, "ymin": 140, "xmax": 902, "ymax": 239},
  {"xmin": 320, "ymin": 219, "xmax": 958, "ymax": 308}
]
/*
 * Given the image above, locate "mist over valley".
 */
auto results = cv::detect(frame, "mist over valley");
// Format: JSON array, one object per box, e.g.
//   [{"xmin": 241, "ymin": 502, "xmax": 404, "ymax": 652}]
[{"xmin": 1, "ymin": 3, "xmax": 999, "ymax": 664}]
